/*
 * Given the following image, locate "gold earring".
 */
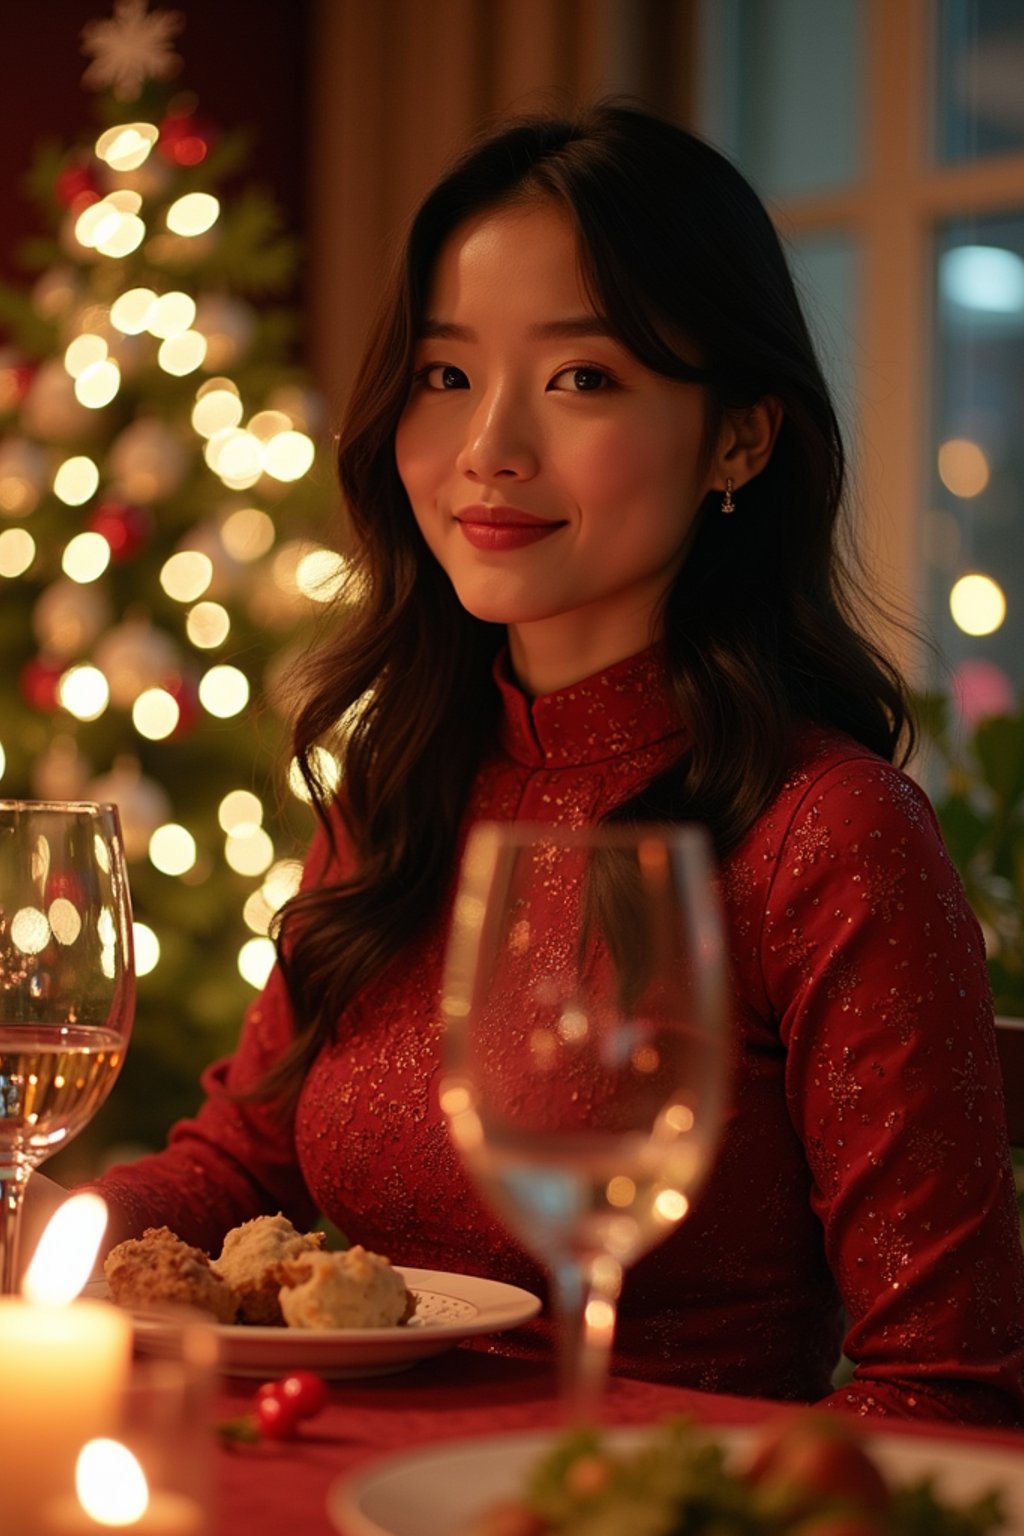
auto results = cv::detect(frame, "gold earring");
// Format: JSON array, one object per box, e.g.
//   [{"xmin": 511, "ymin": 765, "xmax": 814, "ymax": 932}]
[{"xmin": 721, "ymin": 477, "xmax": 735, "ymax": 515}]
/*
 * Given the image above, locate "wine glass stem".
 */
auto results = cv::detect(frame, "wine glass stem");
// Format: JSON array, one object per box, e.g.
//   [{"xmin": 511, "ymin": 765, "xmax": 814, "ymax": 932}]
[
  {"xmin": 0, "ymin": 1162, "xmax": 30, "ymax": 1294},
  {"xmin": 552, "ymin": 1253, "xmax": 624, "ymax": 1423}
]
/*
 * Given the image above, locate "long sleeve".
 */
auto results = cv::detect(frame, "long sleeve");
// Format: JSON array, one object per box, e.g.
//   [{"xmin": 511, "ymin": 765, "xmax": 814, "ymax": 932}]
[
  {"xmin": 86, "ymin": 818, "xmax": 347, "ymax": 1254},
  {"xmin": 759, "ymin": 752, "xmax": 1024, "ymax": 1423}
]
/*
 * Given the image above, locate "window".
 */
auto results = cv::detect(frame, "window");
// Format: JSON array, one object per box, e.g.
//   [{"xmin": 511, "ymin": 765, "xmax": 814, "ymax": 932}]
[{"xmin": 695, "ymin": 0, "xmax": 1024, "ymax": 709}]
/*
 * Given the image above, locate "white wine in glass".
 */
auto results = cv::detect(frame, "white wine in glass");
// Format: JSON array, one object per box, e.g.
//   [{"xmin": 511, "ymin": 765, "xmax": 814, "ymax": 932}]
[
  {"xmin": 440, "ymin": 822, "xmax": 729, "ymax": 1421},
  {"xmin": 0, "ymin": 801, "xmax": 135, "ymax": 1292}
]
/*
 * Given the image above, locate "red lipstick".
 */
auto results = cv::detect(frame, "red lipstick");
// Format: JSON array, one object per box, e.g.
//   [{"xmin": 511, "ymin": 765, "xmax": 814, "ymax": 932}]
[{"xmin": 454, "ymin": 505, "xmax": 566, "ymax": 551}]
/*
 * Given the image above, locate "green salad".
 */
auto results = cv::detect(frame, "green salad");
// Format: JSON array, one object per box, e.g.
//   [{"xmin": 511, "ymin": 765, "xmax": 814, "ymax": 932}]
[{"xmin": 467, "ymin": 1415, "xmax": 1006, "ymax": 1536}]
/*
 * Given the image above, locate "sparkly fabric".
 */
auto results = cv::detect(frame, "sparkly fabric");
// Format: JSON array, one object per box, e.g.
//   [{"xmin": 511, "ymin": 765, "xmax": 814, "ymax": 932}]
[{"xmin": 91, "ymin": 647, "xmax": 1024, "ymax": 1425}]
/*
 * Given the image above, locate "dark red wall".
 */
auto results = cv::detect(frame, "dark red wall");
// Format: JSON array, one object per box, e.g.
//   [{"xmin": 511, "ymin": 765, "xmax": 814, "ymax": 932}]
[{"xmin": 0, "ymin": 1, "xmax": 312, "ymax": 341}]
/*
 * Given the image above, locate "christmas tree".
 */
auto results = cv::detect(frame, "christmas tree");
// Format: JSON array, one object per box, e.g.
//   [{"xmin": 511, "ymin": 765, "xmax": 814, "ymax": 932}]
[{"xmin": 0, "ymin": 0, "xmax": 338, "ymax": 1175}]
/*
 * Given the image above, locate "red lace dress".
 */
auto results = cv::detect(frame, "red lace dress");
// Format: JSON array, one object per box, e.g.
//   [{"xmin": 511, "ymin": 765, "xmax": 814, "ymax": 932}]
[{"xmin": 92, "ymin": 649, "xmax": 1024, "ymax": 1424}]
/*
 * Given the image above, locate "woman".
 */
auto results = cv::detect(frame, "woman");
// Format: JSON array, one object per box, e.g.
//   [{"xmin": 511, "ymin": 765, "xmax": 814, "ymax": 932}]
[{"xmin": 80, "ymin": 103, "xmax": 1024, "ymax": 1422}]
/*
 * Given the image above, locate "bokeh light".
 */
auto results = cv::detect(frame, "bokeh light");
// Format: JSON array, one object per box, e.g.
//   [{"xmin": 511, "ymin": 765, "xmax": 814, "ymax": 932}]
[
  {"xmin": 53, "ymin": 456, "xmax": 100, "ymax": 506},
  {"xmin": 949, "ymin": 572, "xmax": 1006, "ymax": 636},
  {"xmin": 198, "ymin": 664, "xmax": 249, "ymax": 718},
  {"xmin": 62, "ymin": 531, "xmax": 112, "ymax": 583},
  {"xmin": 58, "ymin": 664, "xmax": 110, "ymax": 721},
  {"xmin": 238, "ymin": 935, "xmax": 275, "ymax": 989},
  {"xmin": 149, "ymin": 822, "xmax": 197, "ymax": 876},
  {"xmin": 133, "ymin": 921, "xmax": 160, "ymax": 976},
  {"xmin": 937, "ymin": 438, "xmax": 990, "ymax": 499},
  {"xmin": 132, "ymin": 687, "xmax": 180, "ymax": 740},
  {"xmin": 0, "ymin": 528, "xmax": 36, "ymax": 578}
]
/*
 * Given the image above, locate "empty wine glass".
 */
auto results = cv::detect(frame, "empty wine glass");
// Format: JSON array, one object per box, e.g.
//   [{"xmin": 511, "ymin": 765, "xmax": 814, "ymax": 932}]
[
  {"xmin": 0, "ymin": 801, "xmax": 135, "ymax": 1292},
  {"xmin": 440, "ymin": 821, "xmax": 729, "ymax": 1421}
]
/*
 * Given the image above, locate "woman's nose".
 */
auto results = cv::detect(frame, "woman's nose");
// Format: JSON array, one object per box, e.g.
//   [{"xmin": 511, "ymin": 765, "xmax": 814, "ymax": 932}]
[{"xmin": 455, "ymin": 389, "xmax": 539, "ymax": 482}]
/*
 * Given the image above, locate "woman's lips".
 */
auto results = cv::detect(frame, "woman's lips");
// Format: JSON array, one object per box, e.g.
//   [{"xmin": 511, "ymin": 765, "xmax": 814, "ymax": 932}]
[{"xmin": 454, "ymin": 506, "xmax": 566, "ymax": 551}]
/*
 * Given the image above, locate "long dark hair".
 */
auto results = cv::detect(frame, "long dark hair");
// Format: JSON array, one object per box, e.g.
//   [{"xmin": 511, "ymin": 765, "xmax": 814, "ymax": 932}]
[{"xmin": 267, "ymin": 101, "xmax": 913, "ymax": 1100}]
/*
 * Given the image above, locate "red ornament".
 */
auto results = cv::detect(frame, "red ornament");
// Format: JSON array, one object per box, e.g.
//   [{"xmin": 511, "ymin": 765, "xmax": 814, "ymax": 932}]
[
  {"xmin": 44, "ymin": 870, "xmax": 87, "ymax": 908},
  {"xmin": 55, "ymin": 163, "xmax": 100, "ymax": 208},
  {"xmin": 163, "ymin": 672, "xmax": 200, "ymax": 738},
  {"xmin": 88, "ymin": 500, "xmax": 154, "ymax": 562},
  {"xmin": 19, "ymin": 655, "xmax": 64, "ymax": 712},
  {"xmin": 157, "ymin": 111, "xmax": 213, "ymax": 167}
]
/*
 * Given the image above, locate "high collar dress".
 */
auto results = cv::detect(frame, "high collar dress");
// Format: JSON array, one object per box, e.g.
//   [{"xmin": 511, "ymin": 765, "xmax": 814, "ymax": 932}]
[{"xmin": 93, "ymin": 647, "xmax": 1024, "ymax": 1425}]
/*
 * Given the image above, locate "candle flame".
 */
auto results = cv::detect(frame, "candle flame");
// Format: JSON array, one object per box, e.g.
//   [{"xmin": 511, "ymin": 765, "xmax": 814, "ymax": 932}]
[
  {"xmin": 23, "ymin": 1192, "xmax": 108, "ymax": 1305},
  {"xmin": 76, "ymin": 1438, "xmax": 150, "ymax": 1526}
]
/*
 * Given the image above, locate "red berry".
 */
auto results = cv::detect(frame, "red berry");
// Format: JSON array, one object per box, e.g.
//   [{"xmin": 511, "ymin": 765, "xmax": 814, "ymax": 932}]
[
  {"xmin": 254, "ymin": 1391, "xmax": 298, "ymax": 1441},
  {"xmin": 277, "ymin": 1371, "xmax": 328, "ymax": 1420}
]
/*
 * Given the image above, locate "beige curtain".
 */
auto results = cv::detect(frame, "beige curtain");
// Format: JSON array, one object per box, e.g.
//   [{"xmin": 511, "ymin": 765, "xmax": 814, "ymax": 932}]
[{"xmin": 308, "ymin": 0, "xmax": 696, "ymax": 421}]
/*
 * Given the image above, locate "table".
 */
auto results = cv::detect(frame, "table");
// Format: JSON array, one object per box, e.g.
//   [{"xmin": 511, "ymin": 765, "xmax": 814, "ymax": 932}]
[{"xmin": 210, "ymin": 1346, "xmax": 1024, "ymax": 1536}]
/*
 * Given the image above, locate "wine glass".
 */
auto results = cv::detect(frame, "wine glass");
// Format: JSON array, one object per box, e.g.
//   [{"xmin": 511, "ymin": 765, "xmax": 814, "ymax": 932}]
[
  {"xmin": 0, "ymin": 800, "xmax": 135, "ymax": 1292},
  {"xmin": 440, "ymin": 821, "xmax": 729, "ymax": 1421}
]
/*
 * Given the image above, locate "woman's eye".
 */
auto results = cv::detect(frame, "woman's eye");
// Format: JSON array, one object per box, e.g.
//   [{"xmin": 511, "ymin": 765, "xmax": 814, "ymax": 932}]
[
  {"xmin": 550, "ymin": 365, "xmax": 612, "ymax": 392},
  {"xmin": 419, "ymin": 364, "xmax": 469, "ymax": 390}
]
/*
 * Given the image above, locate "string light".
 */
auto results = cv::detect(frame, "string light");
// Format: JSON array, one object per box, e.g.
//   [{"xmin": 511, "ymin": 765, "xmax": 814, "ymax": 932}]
[
  {"xmin": 149, "ymin": 823, "xmax": 197, "ymax": 877},
  {"xmin": 198, "ymin": 663, "xmax": 249, "ymax": 718},
  {"xmin": 0, "ymin": 529, "xmax": 35, "ymax": 578},
  {"xmin": 192, "ymin": 382, "xmax": 243, "ymax": 437},
  {"xmin": 75, "ymin": 191, "xmax": 146, "ymax": 258},
  {"xmin": 220, "ymin": 507, "xmax": 274, "ymax": 561},
  {"xmin": 225, "ymin": 825, "xmax": 274, "ymax": 876},
  {"xmin": 58, "ymin": 664, "xmax": 110, "ymax": 721},
  {"xmin": 160, "ymin": 550, "xmax": 213, "ymax": 602},
  {"xmin": 166, "ymin": 191, "xmax": 220, "ymax": 237},
  {"xmin": 53, "ymin": 456, "xmax": 99, "ymax": 506},
  {"xmin": 132, "ymin": 687, "xmax": 180, "ymax": 740},
  {"xmin": 295, "ymin": 547, "xmax": 347, "ymax": 604},
  {"xmin": 133, "ymin": 922, "xmax": 160, "ymax": 976},
  {"xmin": 110, "ymin": 287, "xmax": 158, "ymax": 334},
  {"xmin": 238, "ymin": 935, "xmax": 275, "ymax": 988},
  {"xmin": 147, "ymin": 291, "xmax": 195, "ymax": 338},
  {"xmin": 186, "ymin": 600, "xmax": 230, "ymax": 648},
  {"xmin": 217, "ymin": 789, "xmax": 262, "ymax": 833},
  {"xmin": 95, "ymin": 122, "xmax": 159, "ymax": 172},
  {"xmin": 62, "ymin": 531, "xmax": 112, "ymax": 583},
  {"xmin": 158, "ymin": 331, "xmax": 206, "ymax": 375}
]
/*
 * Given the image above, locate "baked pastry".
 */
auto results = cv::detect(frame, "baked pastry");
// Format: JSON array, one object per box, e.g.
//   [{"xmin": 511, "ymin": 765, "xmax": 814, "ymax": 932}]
[
  {"xmin": 276, "ymin": 1245, "xmax": 414, "ymax": 1329},
  {"xmin": 211, "ymin": 1212, "xmax": 326, "ymax": 1325},
  {"xmin": 104, "ymin": 1225, "xmax": 237, "ymax": 1324}
]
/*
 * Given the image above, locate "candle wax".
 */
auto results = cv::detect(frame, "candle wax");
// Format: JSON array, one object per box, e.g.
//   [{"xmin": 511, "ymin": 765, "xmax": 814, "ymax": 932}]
[{"xmin": 0, "ymin": 1297, "xmax": 132, "ymax": 1536}]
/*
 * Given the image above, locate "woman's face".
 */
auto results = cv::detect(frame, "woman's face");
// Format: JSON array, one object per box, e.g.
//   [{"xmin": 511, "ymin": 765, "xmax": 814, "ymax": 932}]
[{"xmin": 394, "ymin": 199, "xmax": 724, "ymax": 692}]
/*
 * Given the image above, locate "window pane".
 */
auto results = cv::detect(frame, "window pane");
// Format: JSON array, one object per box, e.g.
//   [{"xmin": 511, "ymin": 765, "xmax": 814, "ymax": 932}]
[
  {"xmin": 698, "ymin": 0, "xmax": 863, "ymax": 198},
  {"xmin": 925, "ymin": 214, "xmax": 1024, "ymax": 703},
  {"xmin": 787, "ymin": 234, "xmax": 859, "ymax": 444},
  {"xmin": 936, "ymin": 0, "xmax": 1024, "ymax": 163}
]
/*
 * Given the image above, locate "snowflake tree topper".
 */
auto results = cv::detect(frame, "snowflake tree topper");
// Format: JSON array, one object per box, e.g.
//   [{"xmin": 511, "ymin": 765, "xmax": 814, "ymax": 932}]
[{"xmin": 80, "ymin": 0, "xmax": 184, "ymax": 102}]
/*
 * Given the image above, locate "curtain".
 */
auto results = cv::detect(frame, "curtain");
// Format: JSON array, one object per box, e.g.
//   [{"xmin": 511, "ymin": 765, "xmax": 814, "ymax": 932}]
[{"xmin": 307, "ymin": 0, "xmax": 696, "ymax": 422}]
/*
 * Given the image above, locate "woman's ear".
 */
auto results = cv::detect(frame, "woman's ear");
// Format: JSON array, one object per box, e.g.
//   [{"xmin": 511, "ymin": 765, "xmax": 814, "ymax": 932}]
[{"xmin": 714, "ymin": 396, "xmax": 783, "ymax": 492}]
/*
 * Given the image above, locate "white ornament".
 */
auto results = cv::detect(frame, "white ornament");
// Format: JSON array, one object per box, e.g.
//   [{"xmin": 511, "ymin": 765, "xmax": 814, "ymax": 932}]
[
  {"xmin": 32, "ymin": 578, "xmax": 112, "ymax": 658},
  {"xmin": 193, "ymin": 294, "xmax": 255, "ymax": 370},
  {"xmin": 31, "ymin": 268, "xmax": 81, "ymax": 322},
  {"xmin": 31, "ymin": 735, "xmax": 93, "ymax": 801},
  {"xmin": 88, "ymin": 755, "xmax": 171, "ymax": 861},
  {"xmin": 80, "ymin": 0, "xmax": 184, "ymax": 102},
  {"xmin": 0, "ymin": 437, "xmax": 47, "ymax": 517},
  {"xmin": 93, "ymin": 618, "xmax": 180, "ymax": 709},
  {"xmin": 176, "ymin": 522, "xmax": 237, "ymax": 599},
  {"xmin": 21, "ymin": 359, "xmax": 96, "ymax": 442},
  {"xmin": 109, "ymin": 417, "xmax": 188, "ymax": 501}
]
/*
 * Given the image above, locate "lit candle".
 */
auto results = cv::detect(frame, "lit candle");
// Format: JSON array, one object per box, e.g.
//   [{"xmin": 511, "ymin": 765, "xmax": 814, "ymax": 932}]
[
  {"xmin": 0, "ymin": 1195, "xmax": 132, "ymax": 1536},
  {"xmin": 45, "ymin": 1440, "xmax": 206, "ymax": 1535}
]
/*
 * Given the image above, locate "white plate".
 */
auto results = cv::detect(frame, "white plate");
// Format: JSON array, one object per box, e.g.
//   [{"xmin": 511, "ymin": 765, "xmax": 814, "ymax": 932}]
[
  {"xmin": 87, "ymin": 1269, "xmax": 540, "ymax": 1379},
  {"xmin": 327, "ymin": 1423, "xmax": 1024, "ymax": 1536}
]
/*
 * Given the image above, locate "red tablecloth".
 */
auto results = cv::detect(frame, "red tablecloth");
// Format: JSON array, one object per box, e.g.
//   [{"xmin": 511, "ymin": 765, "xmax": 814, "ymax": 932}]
[{"xmin": 210, "ymin": 1346, "xmax": 1024, "ymax": 1536}]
